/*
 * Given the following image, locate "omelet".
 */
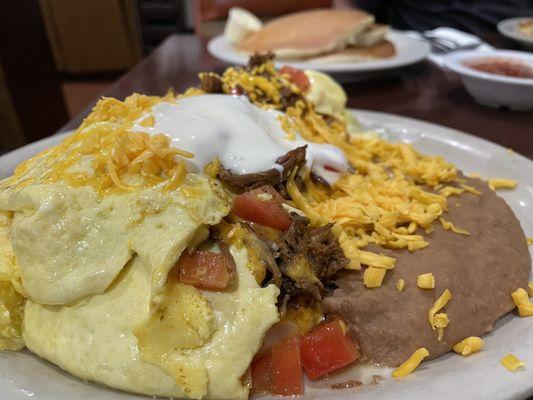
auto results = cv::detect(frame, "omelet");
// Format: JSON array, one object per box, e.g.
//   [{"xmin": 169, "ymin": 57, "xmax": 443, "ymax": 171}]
[
  {"xmin": 0, "ymin": 93, "xmax": 280, "ymax": 399},
  {"xmin": 23, "ymin": 244, "xmax": 279, "ymax": 399}
]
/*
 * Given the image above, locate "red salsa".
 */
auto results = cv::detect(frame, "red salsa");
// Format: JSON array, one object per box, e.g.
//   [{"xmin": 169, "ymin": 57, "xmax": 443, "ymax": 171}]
[{"xmin": 463, "ymin": 57, "xmax": 533, "ymax": 79}]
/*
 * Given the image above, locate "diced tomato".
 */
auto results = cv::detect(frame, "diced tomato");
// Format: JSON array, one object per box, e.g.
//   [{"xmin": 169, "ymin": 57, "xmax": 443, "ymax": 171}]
[
  {"xmin": 271, "ymin": 337, "xmax": 303, "ymax": 396},
  {"xmin": 176, "ymin": 244, "xmax": 236, "ymax": 291},
  {"xmin": 251, "ymin": 351, "xmax": 272, "ymax": 395},
  {"xmin": 232, "ymin": 186, "xmax": 292, "ymax": 231},
  {"xmin": 280, "ymin": 65, "xmax": 310, "ymax": 92},
  {"xmin": 324, "ymin": 165, "xmax": 340, "ymax": 172},
  {"xmin": 300, "ymin": 319, "xmax": 360, "ymax": 380}
]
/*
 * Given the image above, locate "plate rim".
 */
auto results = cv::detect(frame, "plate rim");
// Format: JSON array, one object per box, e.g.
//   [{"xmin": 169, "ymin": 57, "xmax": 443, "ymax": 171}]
[{"xmin": 207, "ymin": 31, "xmax": 430, "ymax": 73}]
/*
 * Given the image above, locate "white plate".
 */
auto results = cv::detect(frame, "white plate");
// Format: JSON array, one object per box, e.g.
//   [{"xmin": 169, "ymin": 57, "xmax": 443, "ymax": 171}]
[
  {"xmin": 207, "ymin": 31, "xmax": 430, "ymax": 74},
  {"xmin": 498, "ymin": 18, "xmax": 533, "ymax": 50},
  {"xmin": 0, "ymin": 111, "xmax": 532, "ymax": 400}
]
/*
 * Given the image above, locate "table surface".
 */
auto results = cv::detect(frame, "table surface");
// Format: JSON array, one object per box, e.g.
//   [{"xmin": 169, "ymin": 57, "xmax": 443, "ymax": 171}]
[{"xmin": 61, "ymin": 34, "xmax": 533, "ymax": 159}]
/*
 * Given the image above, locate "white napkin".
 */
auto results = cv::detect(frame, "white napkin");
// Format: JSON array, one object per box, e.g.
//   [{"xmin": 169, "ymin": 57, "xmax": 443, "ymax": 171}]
[{"xmin": 405, "ymin": 27, "xmax": 494, "ymax": 67}]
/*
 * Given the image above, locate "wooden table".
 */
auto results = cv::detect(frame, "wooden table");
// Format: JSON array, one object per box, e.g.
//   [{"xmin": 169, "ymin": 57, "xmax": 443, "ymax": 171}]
[{"xmin": 60, "ymin": 34, "xmax": 533, "ymax": 159}]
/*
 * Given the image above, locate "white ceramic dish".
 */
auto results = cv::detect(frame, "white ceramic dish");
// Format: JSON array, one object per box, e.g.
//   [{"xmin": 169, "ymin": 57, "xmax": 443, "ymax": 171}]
[
  {"xmin": 443, "ymin": 49, "xmax": 533, "ymax": 111},
  {"xmin": 498, "ymin": 18, "xmax": 533, "ymax": 50},
  {"xmin": 0, "ymin": 111, "xmax": 532, "ymax": 400},
  {"xmin": 207, "ymin": 31, "xmax": 430, "ymax": 75}
]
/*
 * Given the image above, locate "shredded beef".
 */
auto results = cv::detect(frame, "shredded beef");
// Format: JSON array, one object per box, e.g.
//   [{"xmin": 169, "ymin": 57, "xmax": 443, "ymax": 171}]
[
  {"xmin": 307, "ymin": 223, "xmax": 349, "ymax": 278},
  {"xmin": 279, "ymin": 86, "xmax": 302, "ymax": 110},
  {"xmin": 248, "ymin": 52, "xmax": 275, "ymax": 69},
  {"xmin": 200, "ymin": 73, "xmax": 223, "ymax": 93},
  {"xmin": 251, "ymin": 214, "xmax": 349, "ymax": 300},
  {"xmin": 218, "ymin": 146, "xmax": 307, "ymax": 193}
]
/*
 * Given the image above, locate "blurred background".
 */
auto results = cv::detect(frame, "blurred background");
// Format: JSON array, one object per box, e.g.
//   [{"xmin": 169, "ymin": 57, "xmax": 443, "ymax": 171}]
[{"xmin": 1, "ymin": 0, "xmax": 531, "ymax": 153}]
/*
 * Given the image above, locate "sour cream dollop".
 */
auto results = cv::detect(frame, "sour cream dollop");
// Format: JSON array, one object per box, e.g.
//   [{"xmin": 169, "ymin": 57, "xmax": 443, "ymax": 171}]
[{"xmin": 134, "ymin": 94, "xmax": 347, "ymax": 184}]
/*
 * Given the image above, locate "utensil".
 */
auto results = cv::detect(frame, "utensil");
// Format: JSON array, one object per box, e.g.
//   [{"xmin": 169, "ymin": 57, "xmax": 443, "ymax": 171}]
[{"xmin": 422, "ymin": 33, "xmax": 481, "ymax": 54}]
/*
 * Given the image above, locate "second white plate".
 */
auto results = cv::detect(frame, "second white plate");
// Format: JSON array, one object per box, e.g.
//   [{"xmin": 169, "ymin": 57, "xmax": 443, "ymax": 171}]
[{"xmin": 207, "ymin": 31, "xmax": 430, "ymax": 74}]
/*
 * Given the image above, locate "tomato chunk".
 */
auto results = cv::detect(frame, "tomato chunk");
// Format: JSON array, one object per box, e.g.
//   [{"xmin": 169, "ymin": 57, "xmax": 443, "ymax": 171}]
[
  {"xmin": 232, "ymin": 186, "xmax": 292, "ymax": 231},
  {"xmin": 280, "ymin": 65, "xmax": 310, "ymax": 92},
  {"xmin": 251, "ymin": 351, "xmax": 272, "ymax": 395},
  {"xmin": 176, "ymin": 244, "xmax": 236, "ymax": 291},
  {"xmin": 300, "ymin": 319, "xmax": 360, "ymax": 380},
  {"xmin": 271, "ymin": 337, "xmax": 303, "ymax": 396}
]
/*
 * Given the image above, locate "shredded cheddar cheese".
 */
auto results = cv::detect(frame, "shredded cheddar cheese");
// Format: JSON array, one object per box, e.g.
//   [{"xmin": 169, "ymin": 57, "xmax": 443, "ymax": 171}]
[
  {"xmin": 488, "ymin": 178, "xmax": 517, "ymax": 190},
  {"xmin": 3, "ymin": 94, "xmax": 193, "ymax": 196},
  {"xmin": 363, "ymin": 267, "xmax": 386, "ymax": 288},
  {"xmin": 429, "ymin": 289, "xmax": 452, "ymax": 339},
  {"xmin": 433, "ymin": 313, "xmax": 449, "ymax": 341},
  {"xmin": 528, "ymin": 282, "xmax": 533, "ymax": 297},
  {"xmin": 500, "ymin": 354, "xmax": 524, "ymax": 371},
  {"xmin": 439, "ymin": 217, "xmax": 470, "ymax": 235},
  {"xmin": 453, "ymin": 337, "xmax": 484, "ymax": 356},
  {"xmin": 214, "ymin": 61, "xmax": 478, "ymax": 290},
  {"xmin": 417, "ymin": 273, "xmax": 435, "ymax": 289},
  {"xmin": 527, "ymin": 238, "xmax": 533, "ymax": 246},
  {"xmin": 460, "ymin": 183, "xmax": 482, "ymax": 195},
  {"xmin": 392, "ymin": 348, "xmax": 429, "ymax": 378},
  {"xmin": 511, "ymin": 288, "xmax": 533, "ymax": 317},
  {"xmin": 396, "ymin": 278, "xmax": 405, "ymax": 292}
]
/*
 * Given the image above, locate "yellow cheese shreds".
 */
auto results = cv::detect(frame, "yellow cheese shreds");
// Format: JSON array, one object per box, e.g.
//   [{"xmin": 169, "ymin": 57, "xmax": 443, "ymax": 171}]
[
  {"xmin": 510, "ymin": 288, "xmax": 533, "ymax": 317},
  {"xmin": 511, "ymin": 288, "xmax": 530, "ymax": 305},
  {"xmin": 434, "ymin": 313, "xmax": 449, "ymax": 341},
  {"xmin": 3, "ymin": 94, "xmax": 195, "ymax": 196},
  {"xmin": 467, "ymin": 172, "xmax": 481, "ymax": 179},
  {"xmin": 429, "ymin": 289, "xmax": 452, "ymax": 331},
  {"xmin": 363, "ymin": 267, "xmax": 386, "ymax": 288},
  {"xmin": 216, "ymin": 62, "xmax": 463, "ymax": 281},
  {"xmin": 396, "ymin": 278, "xmax": 405, "ymax": 292},
  {"xmin": 139, "ymin": 115, "xmax": 155, "ymax": 127},
  {"xmin": 517, "ymin": 303, "xmax": 533, "ymax": 317},
  {"xmin": 488, "ymin": 178, "xmax": 517, "ymax": 190},
  {"xmin": 453, "ymin": 337, "xmax": 484, "ymax": 356},
  {"xmin": 417, "ymin": 273, "xmax": 435, "ymax": 289},
  {"xmin": 460, "ymin": 183, "xmax": 482, "ymax": 195},
  {"xmin": 392, "ymin": 348, "xmax": 430, "ymax": 378},
  {"xmin": 439, "ymin": 186, "xmax": 464, "ymax": 197},
  {"xmin": 439, "ymin": 217, "xmax": 470, "ymax": 236},
  {"xmin": 527, "ymin": 238, "xmax": 533, "ymax": 245},
  {"xmin": 338, "ymin": 231, "xmax": 362, "ymax": 270},
  {"xmin": 500, "ymin": 354, "xmax": 524, "ymax": 372},
  {"xmin": 203, "ymin": 156, "xmax": 220, "ymax": 179},
  {"xmin": 528, "ymin": 282, "xmax": 533, "ymax": 296}
]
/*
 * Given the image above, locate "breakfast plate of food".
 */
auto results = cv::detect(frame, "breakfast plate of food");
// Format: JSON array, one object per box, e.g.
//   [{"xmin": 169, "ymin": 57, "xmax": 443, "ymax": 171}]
[
  {"xmin": 0, "ymin": 55, "xmax": 531, "ymax": 400},
  {"xmin": 498, "ymin": 17, "xmax": 533, "ymax": 50},
  {"xmin": 207, "ymin": 8, "xmax": 430, "ymax": 74}
]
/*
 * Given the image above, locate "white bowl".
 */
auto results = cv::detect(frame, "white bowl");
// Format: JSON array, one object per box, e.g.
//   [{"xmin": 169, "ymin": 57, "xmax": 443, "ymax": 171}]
[{"xmin": 443, "ymin": 49, "xmax": 533, "ymax": 111}]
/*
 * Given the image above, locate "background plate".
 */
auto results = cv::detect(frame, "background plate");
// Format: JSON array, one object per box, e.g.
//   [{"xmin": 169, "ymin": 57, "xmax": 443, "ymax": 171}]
[
  {"xmin": 498, "ymin": 17, "xmax": 533, "ymax": 50},
  {"xmin": 0, "ymin": 110, "xmax": 532, "ymax": 400},
  {"xmin": 207, "ymin": 31, "xmax": 430, "ymax": 74}
]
